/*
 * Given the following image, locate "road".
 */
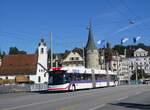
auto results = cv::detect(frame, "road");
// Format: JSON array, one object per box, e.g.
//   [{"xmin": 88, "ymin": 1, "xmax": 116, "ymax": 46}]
[{"xmin": 0, "ymin": 85, "xmax": 150, "ymax": 110}]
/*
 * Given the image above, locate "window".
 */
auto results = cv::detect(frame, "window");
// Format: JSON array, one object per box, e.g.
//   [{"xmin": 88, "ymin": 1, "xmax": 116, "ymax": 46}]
[
  {"xmin": 38, "ymin": 76, "xmax": 41, "ymax": 82},
  {"xmin": 75, "ymin": 57, "xmax": 79, "ymax": 60},
  {"xmin": 41, "ymin": 48, "xmax": 44, "ymax": 54},
  {"xmin": 70, "ymin": 57, "xmax": 74, "ymax": 61},
  {"xmin": 27, "ymin": 76, "xmax": 30, "ymax": 80},
  {"xmin": 44, "ymin": 73, "xmax": 46, "ymax": 77}
]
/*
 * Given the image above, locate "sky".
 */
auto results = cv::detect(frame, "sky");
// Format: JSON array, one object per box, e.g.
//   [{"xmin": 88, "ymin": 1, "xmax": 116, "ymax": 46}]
[{"xmin": 0, "ymin": 0, "xmax": 150, "ymax": 53}]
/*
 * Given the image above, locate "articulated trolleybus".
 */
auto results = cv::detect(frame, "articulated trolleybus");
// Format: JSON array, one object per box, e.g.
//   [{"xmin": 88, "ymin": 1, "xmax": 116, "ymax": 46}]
[{"xmin": 48, "ymin": 66, "xmax": 117, "ymax": 91}]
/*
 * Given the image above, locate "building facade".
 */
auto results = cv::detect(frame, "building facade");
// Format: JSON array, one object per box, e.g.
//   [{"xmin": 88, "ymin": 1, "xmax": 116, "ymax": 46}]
[
  {"xmin": 62, "ymin": 51, "xmax": 84, "ymax": 67},
  {"xmin": 115, "ymin": 48, "xmax": 150, "ymax": 84},
  {"xmin": 0, "ymin": 39, "xmax": 48, "ymax": 84},
  {"xmin": 30, "ymin": 39, "xmax": 48, "ymax": 83},
  {"xmin": 134, "ymin": 48, "xmax": 148, "ymax": 57}
]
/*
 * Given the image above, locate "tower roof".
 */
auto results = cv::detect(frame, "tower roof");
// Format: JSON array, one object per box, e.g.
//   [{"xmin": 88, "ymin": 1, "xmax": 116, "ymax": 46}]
[{"xmin": 86, "ymin": 21, "xmax": 97, "ymax": 50}]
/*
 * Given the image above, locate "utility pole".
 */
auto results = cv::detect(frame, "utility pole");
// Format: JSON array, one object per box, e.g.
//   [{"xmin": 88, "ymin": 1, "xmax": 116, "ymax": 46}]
[
  {"xmin": 135, "ymin": 63, "xmax": 138, "ymax": 85},
  {"xmin": 127, "ymin": 61, "xmax": 131, "ymax": 85},
  {"xmin": 103, "ymin": 47, "xmax": 106, "ymax": 70},
  {"xmin": 50, "ymin": 32, "xmax": 53, "ymax": 69},
  {"xmin": 116, "ymin": 53, "xmax": 120, "ymax": 86},
  {"xmin": 124, "ymin": 48, "xmax": 127, "ymax": 58},
  {"xmin": 91, "ymin": 69, "xmax": 96, "ymax": 88},
  {"xmin": 106, "ymin": 63, "xmax": 109, "ymax": 87},
  {"xmin": 82, "ymin": 43, "xmax": 85, "ymax": 67}
]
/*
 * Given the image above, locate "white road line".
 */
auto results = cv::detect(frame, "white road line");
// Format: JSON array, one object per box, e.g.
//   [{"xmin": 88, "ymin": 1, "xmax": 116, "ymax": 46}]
[
  {"xmin": 116, "ymin": 96, "xmax": 128, "ymax": 101},
  {"xmin": 89, "ymin": 104, "xmax": 106, "ymax": 110}
]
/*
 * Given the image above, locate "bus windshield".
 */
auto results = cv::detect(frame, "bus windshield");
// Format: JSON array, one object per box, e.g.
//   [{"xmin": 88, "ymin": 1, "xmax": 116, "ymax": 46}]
[{"xmin": 48, "ymin": 70, "xmax": 70, "ymax": 85}]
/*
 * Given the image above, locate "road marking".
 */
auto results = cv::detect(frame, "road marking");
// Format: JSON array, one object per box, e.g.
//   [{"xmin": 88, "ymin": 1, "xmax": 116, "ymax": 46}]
[
  {"xmin": 89, "ymin": 104, "xmax": 106, "ymax": 110},
  {"xmin": 116, "ymin": 96, "xmax": 128, "ymax": 101}
]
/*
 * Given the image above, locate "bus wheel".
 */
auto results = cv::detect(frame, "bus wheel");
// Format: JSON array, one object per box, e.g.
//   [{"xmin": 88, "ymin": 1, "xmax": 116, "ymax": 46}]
[{"xmin": 70, "ymin": 84, "xmax": 76, "ymax": 91}]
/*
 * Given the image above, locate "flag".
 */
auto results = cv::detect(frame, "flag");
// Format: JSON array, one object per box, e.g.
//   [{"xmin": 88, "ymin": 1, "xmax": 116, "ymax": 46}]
[
  {"xmin": 133, "ymin": 36, "xmax": 141, "ymax": 43},
  {"xmin": 97, "ymin": 40, "xmax": 105, "ymax": 46},
  {"xmin": 121, "ymin": 37, "xmax": 129, "ymax": 44},
  {"xmin": 97, "ymin": 40, "xmax": 101, "ymax": 45}
]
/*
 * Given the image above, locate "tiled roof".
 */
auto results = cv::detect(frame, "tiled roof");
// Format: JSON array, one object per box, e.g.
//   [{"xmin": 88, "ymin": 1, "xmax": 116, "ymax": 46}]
[
  {"xmin": 86, "ymin": 22, "xmax": 97, "ymax": 50},
  {"xmin": 0, "ymin": 54, "xmax": 38, "ymax": 75}
]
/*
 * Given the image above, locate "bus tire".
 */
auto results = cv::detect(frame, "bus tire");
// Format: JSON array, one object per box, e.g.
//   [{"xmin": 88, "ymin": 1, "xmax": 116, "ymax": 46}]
[{"xmin": 70, "ymin": 84, "xmax": 76, "ymax": 91}]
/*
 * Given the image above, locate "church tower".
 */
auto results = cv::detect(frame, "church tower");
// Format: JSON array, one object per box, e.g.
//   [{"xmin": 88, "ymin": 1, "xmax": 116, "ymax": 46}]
[
  {"xmin": 85, "ymin": 22, "xmax": 100, "ymax": 69},
  {"xmin": 36, "ymin": 39, "xmax": 48, "ymax": 83}
]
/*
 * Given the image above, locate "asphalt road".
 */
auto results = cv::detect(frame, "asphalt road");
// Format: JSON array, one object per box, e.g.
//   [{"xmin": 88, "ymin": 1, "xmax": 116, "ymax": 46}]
[{"xmin": 0, "ymin": 85, "xmax": 150, "ymax": 110}]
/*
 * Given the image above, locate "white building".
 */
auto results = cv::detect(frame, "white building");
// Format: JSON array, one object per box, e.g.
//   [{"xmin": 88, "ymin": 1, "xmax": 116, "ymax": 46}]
[
  {"xmin": 134, "ymin": 48, "xmax": 148, "ymax": 57},
  {"xmin": 119, "ymin": 58, "xmax": 130, "ymax": 83},
  {"xmin": 0, "ymin": 39, "xmax": 48, "ymax": 84},
  {"xmin": 116, "ymin": 48, "xmax": 150, "ymax": 84},
  {"xmin": 128, "ymin": 56, "xmax": 150, "ymax": 74},
  {"xmin": 30, "ymin": 39, "xmax": 48, "ymax": 83},
  {"xmin": 62, "ymin": 51, "xmax": 84, "ymax": 67}
]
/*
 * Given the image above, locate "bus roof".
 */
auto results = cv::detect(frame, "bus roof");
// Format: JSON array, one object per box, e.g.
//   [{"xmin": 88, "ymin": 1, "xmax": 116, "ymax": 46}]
[{"xmin": 50, "ymin": 66, "xmax": 117, "ymax": 75}]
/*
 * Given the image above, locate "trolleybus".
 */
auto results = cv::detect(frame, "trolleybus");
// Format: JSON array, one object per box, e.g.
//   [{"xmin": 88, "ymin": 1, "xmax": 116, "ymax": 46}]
[{"xmin": 48, "ymin": 66, "xmax": 118, "ymax": 91}]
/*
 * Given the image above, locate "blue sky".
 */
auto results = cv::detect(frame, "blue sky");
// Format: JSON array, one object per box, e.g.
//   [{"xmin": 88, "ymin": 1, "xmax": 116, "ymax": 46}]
[{"xmin": 0, "ymin": 0, "xmax": 150, "ymax": 53}]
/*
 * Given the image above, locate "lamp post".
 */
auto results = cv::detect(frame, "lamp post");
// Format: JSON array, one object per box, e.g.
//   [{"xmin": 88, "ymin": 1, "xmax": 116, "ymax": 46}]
[
  {"xmin": 127, "ymin": 60, "xmax": 131, "ymax": 85},
  {"xmin": 50, "ymin": 32, "xmax": 53, "ymax": 69},
  {"xmin": 82, "ymin": 43, "xmax": 85, "ymax": 67},
  {"xmin": 91, "ymin": 69, "xmax": 96, "ymax": 88},
  {"xmin": 134, "ymin": 62, "xmax": 138, "ymax": 85}
]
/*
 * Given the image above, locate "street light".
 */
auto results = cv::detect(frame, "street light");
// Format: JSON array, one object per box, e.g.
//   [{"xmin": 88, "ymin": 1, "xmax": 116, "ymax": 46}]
[{"xmin": 135, "ymin": 62, "xmax": 138, "ymax": 85}]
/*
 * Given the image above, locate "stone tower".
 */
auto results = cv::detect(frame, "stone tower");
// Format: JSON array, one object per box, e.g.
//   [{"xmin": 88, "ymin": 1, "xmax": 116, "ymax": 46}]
[{"xmin": 85, "ymin": 22, "xmax": 99, "ymax": 69}]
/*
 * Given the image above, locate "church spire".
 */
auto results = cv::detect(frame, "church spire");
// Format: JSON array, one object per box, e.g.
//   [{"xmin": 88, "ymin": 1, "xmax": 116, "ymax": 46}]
[{"xmin": 86, "ymin": 20, "xmax": 97, "ymax": 50}]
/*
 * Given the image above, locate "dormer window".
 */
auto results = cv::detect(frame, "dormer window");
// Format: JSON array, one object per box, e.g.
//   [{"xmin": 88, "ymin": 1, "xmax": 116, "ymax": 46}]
[
  {"xmin": 70, "ymin": 57, "xmax": 74, "ymax": 61},
  {"xmin": 76, "ymin": 57, "xmax": 79, "ymax": 60}
]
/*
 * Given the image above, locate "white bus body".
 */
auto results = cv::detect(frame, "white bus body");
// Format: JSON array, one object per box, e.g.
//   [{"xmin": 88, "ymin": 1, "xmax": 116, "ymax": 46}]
[{"xmin": 48, "ymin": 66, "xmax": 117, "ymax": 91}]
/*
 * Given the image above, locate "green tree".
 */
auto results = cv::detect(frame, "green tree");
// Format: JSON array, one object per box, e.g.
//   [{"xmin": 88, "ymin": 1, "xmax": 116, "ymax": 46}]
[
  {"xmin": 113, "ymin": 45, "xmax": 125, "ymax": 55},
  {"xmin": 9, "ymin": 47, "xmax": 26, "ymax": 55},
  {"xmin": 131, "ymin": 69, "xmax": 149, "ymax": 80}
]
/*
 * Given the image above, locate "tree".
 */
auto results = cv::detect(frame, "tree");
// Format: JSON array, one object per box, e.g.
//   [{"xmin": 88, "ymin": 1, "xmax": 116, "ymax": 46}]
[
  {"xmin": 131, "ymin": 69, "xmax": 149, "ymax": 80},
  {"xmin": 113, "ymin": 45, "xmax": 125, "ymax": 55},
  {"xmin": 35, "ymin": 48, "xmax": 38, "ymax": 54},
  {"xmin": 9, "ymin": 47, "xmax": 27, "ymax": 55}
]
